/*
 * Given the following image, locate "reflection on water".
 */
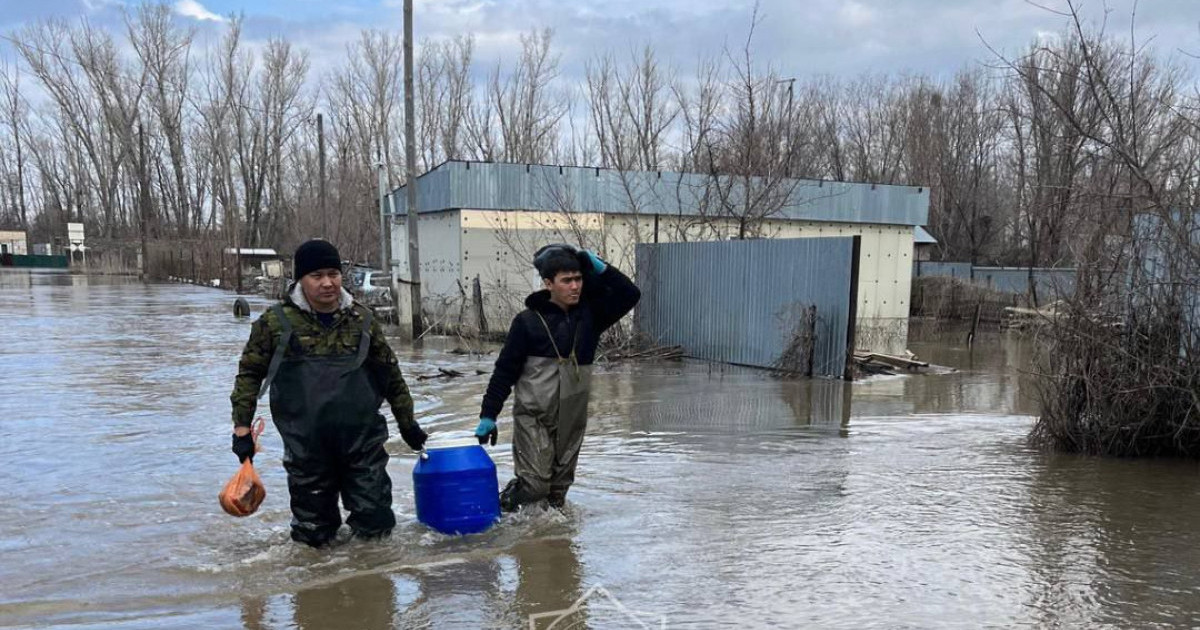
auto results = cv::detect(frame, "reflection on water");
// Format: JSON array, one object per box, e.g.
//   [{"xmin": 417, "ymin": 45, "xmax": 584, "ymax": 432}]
[
  {"xmin": 4, "ymin": 270, "xmax": 1200, "ymax": 628},
  {"xmin": 511, "ymin": 537, "xmax": 585, "ymax": 626},
  {"xmin": 1023, "ymin": 454, "xmax": 1200, "ymax": 628}
]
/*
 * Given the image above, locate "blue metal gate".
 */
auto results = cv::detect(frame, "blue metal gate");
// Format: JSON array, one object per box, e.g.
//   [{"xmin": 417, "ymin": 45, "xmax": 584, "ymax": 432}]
[{"xmin": 635, "ymin": 238, "xmax": 856, "ymax": 377}]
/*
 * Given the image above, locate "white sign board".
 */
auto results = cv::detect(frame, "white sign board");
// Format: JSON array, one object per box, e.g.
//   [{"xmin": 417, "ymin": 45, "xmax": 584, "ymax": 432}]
[{"xmin": 67, "ymin": 222, "xmax": 85, "ymax": 243}]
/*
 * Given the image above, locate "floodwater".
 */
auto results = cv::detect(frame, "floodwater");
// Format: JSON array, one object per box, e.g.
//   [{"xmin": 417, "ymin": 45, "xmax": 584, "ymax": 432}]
[{"xmin": 4, "ymin": 270, "xmax": 1200, "ymax": 629}]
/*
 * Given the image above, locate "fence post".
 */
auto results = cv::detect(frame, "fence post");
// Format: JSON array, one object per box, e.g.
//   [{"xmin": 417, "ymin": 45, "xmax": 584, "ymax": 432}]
[
  {"xmin": 844, "ymin": 236, "xmax": 861, "ymax": 379},
  {"xmin": 472, "ymin": 275, "xmax": 488, "ymax": 336},
  {"xmin": 806, "ymin": 304, "xmax": 817, "ymax": 378},
  {"xmin": 968, "ymin": 302, "xmax": 981, "ymax": 347}
]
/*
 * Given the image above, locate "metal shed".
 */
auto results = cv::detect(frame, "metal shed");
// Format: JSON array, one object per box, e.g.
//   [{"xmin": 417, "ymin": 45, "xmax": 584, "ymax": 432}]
[{"xmin": 388, "ymin": 161, "xmax": 929, "ymax": 356}]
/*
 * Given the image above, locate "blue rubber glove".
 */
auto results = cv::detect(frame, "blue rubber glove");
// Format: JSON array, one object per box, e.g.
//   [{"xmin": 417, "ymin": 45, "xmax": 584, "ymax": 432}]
[
  {"xmin": 579, "ymin": 249, "xmax": 607, "ymax": 275},
  {"xmin": 475, "ymin": 417, "xmax": 497, "ymax": 446}
]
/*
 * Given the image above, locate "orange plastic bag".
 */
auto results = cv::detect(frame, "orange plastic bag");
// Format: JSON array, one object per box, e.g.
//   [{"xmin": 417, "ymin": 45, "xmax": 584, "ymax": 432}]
[{"xmin": 219, "ymin": 418, "xmax": 266, "ymax": 517}]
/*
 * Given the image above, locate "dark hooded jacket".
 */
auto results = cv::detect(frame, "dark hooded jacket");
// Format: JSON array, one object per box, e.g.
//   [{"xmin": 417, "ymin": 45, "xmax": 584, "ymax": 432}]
[{"xmin": 480, "ymin": 265, "xmax": 640, "ymax": 419}]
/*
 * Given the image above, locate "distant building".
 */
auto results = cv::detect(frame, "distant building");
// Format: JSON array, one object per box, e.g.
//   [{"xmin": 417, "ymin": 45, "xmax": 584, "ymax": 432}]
[
  {"xmin": 0, "ymin": 230, "xmax": 28, "ymax": 256},
  {"xmin": 914, "ymin": 226, "xmax": 937, "ymax": 261},
  {"xmin": 261, "ymin": 259, "xmax": 285, "ymax": 279},
  {"xmin": 223, "ymin": 248, "xmax": 280, "ymax": 278},
  {"xmin": 388, "ymin": 161, "xmax": 929, "ymax": 354}
]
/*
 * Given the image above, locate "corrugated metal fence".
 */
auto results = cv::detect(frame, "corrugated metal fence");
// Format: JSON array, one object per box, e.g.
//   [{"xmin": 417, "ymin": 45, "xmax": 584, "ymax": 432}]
[
  {"xmin": 913, "ymin": 262, "xmax": 1076, "ymax": 298},
  {"xmin": 636, "ymin": 238, "xmax": 856, "ymax": 377},
  {"xmin": 1, "ymin": 254, "xmax": 68, "ymax": 268},
  {"xmin": 912, "ymin": 261, "xmax": 972, "ymax": 279}
]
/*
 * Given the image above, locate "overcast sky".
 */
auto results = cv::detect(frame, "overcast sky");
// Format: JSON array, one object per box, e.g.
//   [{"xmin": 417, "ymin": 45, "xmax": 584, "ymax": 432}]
[{"xmin": 1, "ymin": 0, "xmax": 1197, "ymax": 84}]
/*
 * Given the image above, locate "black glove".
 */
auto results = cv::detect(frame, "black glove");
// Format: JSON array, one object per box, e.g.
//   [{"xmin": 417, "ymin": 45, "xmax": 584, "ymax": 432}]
[
  {"xmin": 232, "ymin": 432, "xmax": 255, "ymax": 463},
  {"xmin": 399, "ymin": 423, "xmax": 428, "ymax": 451}
]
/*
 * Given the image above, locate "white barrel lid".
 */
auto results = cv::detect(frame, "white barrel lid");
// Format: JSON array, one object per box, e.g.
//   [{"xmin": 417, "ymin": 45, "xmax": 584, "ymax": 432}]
[{"xmin": 422, "ymin": 434, "xmax": 480, "ymax": 451}]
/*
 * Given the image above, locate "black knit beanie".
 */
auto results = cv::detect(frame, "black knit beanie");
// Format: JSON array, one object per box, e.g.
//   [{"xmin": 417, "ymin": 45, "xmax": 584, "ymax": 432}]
[{"xmin": 293, "ymin": 239, "xmax": 342, "ymax": 279}]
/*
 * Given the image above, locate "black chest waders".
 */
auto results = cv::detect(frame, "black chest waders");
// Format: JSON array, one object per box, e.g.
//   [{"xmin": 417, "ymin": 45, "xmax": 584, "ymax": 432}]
[
  {"xmin": 259, "ymin": 304, "xmax": 395, "ymax": 546},
  {"xmin": 502, "ymin": 310, "xmax": 593, "ymax": 511}
]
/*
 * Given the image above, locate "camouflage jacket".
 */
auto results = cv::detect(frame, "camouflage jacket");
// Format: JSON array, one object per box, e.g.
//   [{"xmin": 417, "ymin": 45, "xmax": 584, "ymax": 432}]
[{"xmin": 230, "ymin": 283, "xmax": 415, "ymax": 429}]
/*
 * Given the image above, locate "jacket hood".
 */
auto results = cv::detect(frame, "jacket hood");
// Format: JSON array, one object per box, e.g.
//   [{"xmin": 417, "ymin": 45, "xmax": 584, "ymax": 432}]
[
  {"xmin": 525, "ymin": 289, "xmax": 551, "ymax": 310},
  {"xmin": 287, "ymin": 281, "xmax": 355, "ymax": 313},
  {"xmin": 525, "ymin": 289, "xmax": 580, "ymax": 313}
]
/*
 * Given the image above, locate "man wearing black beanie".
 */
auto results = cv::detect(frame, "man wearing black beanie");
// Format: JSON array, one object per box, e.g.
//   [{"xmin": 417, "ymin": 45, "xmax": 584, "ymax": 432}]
[{"xmin": 228, "ymin": 238, "xmax": 427, "ymax": 547}]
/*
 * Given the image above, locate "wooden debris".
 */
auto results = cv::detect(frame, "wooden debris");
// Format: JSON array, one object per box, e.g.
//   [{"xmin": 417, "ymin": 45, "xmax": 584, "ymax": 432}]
[
  {"xmin": 852, "ymin": 350, "xmax": 941, "ymax": 377},
  {"xmin": 856, "ymin": 359, "xmax": 896, "ymax": 376},
  {"xmin": 1002, "ymin": 303, "xmax": 1058, "ymax": 330},
  {"xmin": 415, "ymin": 367, "xmax": 468, "ymax": 381},
  {"xmin": 854, "ymin": 352, "xmax": 929, "ymax": 370}
]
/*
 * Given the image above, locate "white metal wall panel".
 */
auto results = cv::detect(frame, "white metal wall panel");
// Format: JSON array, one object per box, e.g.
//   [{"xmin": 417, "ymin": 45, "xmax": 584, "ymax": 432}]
[{"xmin": 458, "ymin": 210, "xmax": 607, "ymax": 329}]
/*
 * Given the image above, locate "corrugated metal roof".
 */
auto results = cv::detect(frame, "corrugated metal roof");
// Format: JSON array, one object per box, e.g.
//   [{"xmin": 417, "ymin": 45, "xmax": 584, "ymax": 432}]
[
  {"xmin": 391, "ymin": 161, "xmax": 929, "ymax": 227},
  {"xmin": 914, "ymin": 226, "xmax": 937, "ymax": 244}
]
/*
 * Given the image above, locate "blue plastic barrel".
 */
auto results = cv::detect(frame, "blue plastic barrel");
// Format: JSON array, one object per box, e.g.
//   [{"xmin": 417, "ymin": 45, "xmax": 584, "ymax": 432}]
[{"xmin": 412, "ymin": 439, "xmax": 500, "ymax": 535}]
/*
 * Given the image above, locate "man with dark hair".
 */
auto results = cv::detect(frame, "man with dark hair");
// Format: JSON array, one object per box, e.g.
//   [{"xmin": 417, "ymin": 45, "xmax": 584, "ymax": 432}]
[
  {"xmin": 476, "ymin": 243, "xmax": 640, "ymax": 511},
  {"xmin": 229, "ymin": 239, "xmax": 428, "ymax": 547}
]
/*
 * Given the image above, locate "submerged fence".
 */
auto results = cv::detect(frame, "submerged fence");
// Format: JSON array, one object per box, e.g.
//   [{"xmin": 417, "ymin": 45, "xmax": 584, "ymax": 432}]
[
  {"xmin": 913, "ymin": 262, "xmax": 1076, "ymax": 299},
  {"xmin": 635, "ymin": 237, "xmax": 857, "ymax": 377},
  {"xmin": 1, "ymin": 254, "xmax": 68, "ymax": 268}
]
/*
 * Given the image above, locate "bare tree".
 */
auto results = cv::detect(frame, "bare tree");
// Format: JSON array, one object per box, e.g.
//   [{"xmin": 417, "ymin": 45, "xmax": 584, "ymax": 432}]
[
  {"xmin": 587, "ymin": 45, "xmax": 678, "ymax": 172},
  {"xmin": 840, "ymin": 73, "xmax": 908, "ymax": 184},
  {"xmin": 126, "ymin": 3, "xmax": 195, "ymax": 236},
  {"xmin": 477, "ymin": 28, "xmax": 567, "ymax": 164},
  {"xmin": 994, "ymin": 2, "xmax": 1200, "ymax": 456},
  {"xmin": 14, "ymin": 19, "xmax": 135, "ymax": 236},
  {"xmin": 416, "ymin": 35, "xmax": 475, "ymax": 171},
  {"xmin": 905, "ymin": 70, "xmax": 1008, "ymax": 264},
  {"xmin": 674, "ymin": 56, "xmax": 724, "ymax": 174},
  {"xmin": 694, "ymin": 7, "xmax": 811, "ymax": 239},
  {"xmin": 0, "ymin": 61, "xmax": 29, "ymax": 228}
]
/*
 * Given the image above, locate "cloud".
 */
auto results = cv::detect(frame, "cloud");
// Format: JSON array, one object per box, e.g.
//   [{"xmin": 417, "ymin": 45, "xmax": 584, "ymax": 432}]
[
  {"xmin": 4, "ymin": 0, "xmax": 1196, "ymax": 84},
  {"xmin": 838, "ymin": 1, "xmax": 876, "ymax": 28},
  {"xmin": 174, "ymin": 0, "xmax": 225, "ymax": 23},
  {"xmin": 81, "ymin": 0, "xmax": 126, "ymax": 11}
]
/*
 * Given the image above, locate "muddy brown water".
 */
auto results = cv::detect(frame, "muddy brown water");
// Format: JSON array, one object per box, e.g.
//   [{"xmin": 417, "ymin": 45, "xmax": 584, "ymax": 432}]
[{"xmin": 3, "ymin": 270, "xmax": 1200, "ymax": 629}]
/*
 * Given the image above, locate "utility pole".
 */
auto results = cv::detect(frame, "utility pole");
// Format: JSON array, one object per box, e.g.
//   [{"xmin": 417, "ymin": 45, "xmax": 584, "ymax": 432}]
[
  {"xmin": 138, "ymin": 122, "xmax": 150, "ymax": 282},
  {"xmin": 377, "ymin": 149, "xmax": 390, "ymax": 273},
  {"xmin": 231, "ymin": 176, "xmax": 243, "ymax": 294},
  {"xmin": 403, "ymin": 0, "xmax": 425, "ymax": 335},
  {"xmin": 776, "ymin": 77, "xmax": 796, "ymax": 175},
  {"xmin": 317, "ymin": 112, "xmax": 327, "ymax": 236}
]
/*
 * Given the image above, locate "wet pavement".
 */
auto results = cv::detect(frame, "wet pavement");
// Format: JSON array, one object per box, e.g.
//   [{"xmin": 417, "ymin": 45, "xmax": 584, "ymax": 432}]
[{"xmin": 3, "ymin": 270, "xmax": 1200, "ymax": 629}]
